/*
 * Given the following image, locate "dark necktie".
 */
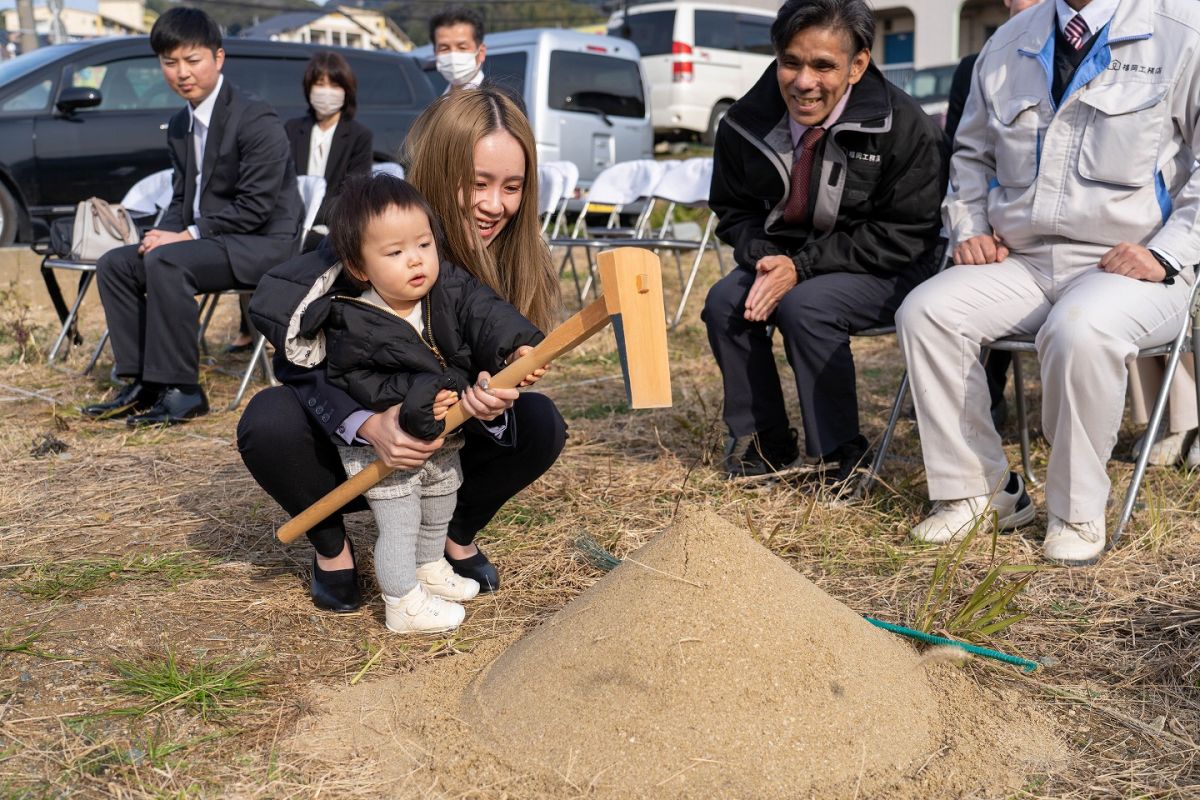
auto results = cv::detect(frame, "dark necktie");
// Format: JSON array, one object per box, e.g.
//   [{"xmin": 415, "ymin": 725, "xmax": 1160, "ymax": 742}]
[
  {"xmin": 1064, "ymin": 14, "xmax": 1089, "ymax": 50},
  {"xmin": 783, "ymin": 126, "xmax": 825, "ymax": 225}
]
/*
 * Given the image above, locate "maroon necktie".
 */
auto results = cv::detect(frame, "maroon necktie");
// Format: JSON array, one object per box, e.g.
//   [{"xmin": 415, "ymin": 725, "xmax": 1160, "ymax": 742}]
[
  {"xmin": 783, "ymin": 126, "xmax": 825, "ymax": 225},
  {"xmin": 1064, "ymin": 14, "xmax": 1089, "ymax": 50}
]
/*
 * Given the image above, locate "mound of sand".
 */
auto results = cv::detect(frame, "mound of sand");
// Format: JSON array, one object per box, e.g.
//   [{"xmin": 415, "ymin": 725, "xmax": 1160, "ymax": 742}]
[{"xmin": 289, "ymin": 507, "xmax": 1062, "ymax": 798}]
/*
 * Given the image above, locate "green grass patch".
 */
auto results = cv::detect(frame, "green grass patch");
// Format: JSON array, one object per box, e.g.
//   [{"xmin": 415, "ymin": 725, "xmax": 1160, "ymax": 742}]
[
  {"xmin": 567, "ymin": 401, "xmax": 631, "ymax": 420},
  {"xmin": 108, "ymin": 649, "xmax": 263, "ymax": 720},
  {"xmin": 17, "ymin": 554, "xmax": 212, "ymax": 601},
  {"xmin": 492, "ymin": 502, "xmax": 555, "ymax": 528},
  {"xmin": 0, "ymin": 628, "xmax": 73, "ymax": 661}
]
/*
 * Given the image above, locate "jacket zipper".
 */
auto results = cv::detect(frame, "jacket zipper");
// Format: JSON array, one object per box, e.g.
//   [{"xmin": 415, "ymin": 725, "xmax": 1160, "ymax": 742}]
[{"xmin": 334, "ymin": 295, "xmax": 447, "ymax": 368}]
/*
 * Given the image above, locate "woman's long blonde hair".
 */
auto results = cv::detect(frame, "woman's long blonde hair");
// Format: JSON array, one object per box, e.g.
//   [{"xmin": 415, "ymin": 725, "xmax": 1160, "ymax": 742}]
[{"xmin": 404, "ymin": 88, "xmax": 561, "ymax": 332}]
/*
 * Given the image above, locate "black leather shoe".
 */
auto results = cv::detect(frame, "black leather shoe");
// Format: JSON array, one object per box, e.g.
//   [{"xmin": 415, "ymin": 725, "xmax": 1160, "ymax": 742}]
[
  {"xmin": 126, "ymin": 385, "xmax": 209, "ymax": 427},
  {"xmin": 310, "ymin": 538, "xmax": 363, "ymax": 612},
  {"xmin": 723, "ymin": 427, "xmax": 800, "ymax": 478},
  {"xmin": 445, "ymin": 547, "xmax": 499, "ymax": 593},
  {"xmin": 224, "ymin": 341, "xmax": 254, "ymax": 355},
  {"xmin": 821, "ymin": 434, "xmax": 872, "ymax": 489},
  {"xmin": 81, "ymin": 381, "xmax": 159, "ymax": 419}
]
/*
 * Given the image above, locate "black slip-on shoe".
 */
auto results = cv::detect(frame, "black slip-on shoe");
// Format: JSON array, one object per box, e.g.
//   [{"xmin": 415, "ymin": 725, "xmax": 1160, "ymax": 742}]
[
  {"xmin": 310, "ymin": 539, "xmax": 363, "ymax": 612},
  {"xmin": 445, "ymin": 547, "xmax": 499, "ymax": 593},
  {"xmin": 126, "ymin": 386, "xmax": 209, "ymax": 427},
  {"xmin": 81, "ymin": 381, "xmax": 159, "ymax": 420}
]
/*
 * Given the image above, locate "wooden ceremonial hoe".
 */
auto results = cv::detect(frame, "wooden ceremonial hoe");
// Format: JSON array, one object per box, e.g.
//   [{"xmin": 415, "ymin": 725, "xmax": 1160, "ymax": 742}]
[{"xmin": 276, "ymin": 247, "xmax": 673, "ymax": 544}]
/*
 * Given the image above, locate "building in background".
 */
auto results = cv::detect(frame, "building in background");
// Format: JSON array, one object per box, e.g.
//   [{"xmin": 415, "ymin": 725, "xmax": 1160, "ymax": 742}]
[
  {"xmin": 871, "ymin": 0, "xmax": 1008, "ymax": 82},
  {"xmin": 1, "ymin": 0, "xmax": 146, "ymax": 43},
  {"xmin": 240, "ymin": 6, "xmax": 413, "ymax": 52}
]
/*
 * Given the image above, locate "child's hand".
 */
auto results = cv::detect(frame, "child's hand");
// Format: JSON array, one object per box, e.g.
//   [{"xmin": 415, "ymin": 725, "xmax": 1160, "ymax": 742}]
[
  {"xmin": 507, "ymin": 345, "xmax": 549, "ymax": 387},
  {"xmin": 432, "ymin": 389, "xmax": 458, "ymax": 420}
]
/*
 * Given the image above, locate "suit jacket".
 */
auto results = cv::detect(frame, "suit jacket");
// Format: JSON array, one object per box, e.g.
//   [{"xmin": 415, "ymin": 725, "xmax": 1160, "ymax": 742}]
[
  {"xmin": 158, "ymin": 78, "xmax": 302, "ymax": 285},
  {"xmin": 285, "ymin": 113, "xmax": 373, "ymax": 225}
]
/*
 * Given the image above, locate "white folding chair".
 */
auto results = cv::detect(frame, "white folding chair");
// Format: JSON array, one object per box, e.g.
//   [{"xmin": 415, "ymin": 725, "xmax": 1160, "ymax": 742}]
[
  {"xmin": 195, "ymin": 175, "xmax": 327, "ymax": 410},
  {"xmin": 549, "ymin": 159, "xmax": 671, "ymax": 303},
  {"xmin": 46, "ymin": 168, "xmax": 173, "ymax": 365},
  {"xmin": 537, "ymin": 162, "xmax": 567, "ymax": 236},
  {"xmin": 372, "ymin": 161, "xmax": 405, "ymax": 180},
  {"xmin": 545, "ymin": 160, "xmax": 579, "ymax": 239}
]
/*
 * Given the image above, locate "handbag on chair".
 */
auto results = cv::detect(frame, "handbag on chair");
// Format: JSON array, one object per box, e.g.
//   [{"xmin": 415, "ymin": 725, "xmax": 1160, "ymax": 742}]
[{"xmin": 69, "ymin": 198, "xmax": 140, "ymax": 262}]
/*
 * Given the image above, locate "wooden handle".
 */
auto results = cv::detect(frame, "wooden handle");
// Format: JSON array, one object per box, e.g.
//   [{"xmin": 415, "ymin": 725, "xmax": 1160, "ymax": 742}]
[{"xmin": 276, "ymin": 296, "xmax": 612, "ymax": 544}]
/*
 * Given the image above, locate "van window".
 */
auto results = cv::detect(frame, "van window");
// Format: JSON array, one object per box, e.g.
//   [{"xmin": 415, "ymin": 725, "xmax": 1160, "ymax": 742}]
[
  {"xmin": 609, "ymin": 10, "xmax": 674, "ymax": 56},
  {"xmin": 353, "ymin": 58, "xmax": 416, "ymax": 108},
  {"xmin": 67, "ymin": 57, "xmax": 178, "ymax": 111},
  {"xmin": 484, "ymin": 51, "xmax": 527, "ymax": 100},
  {"xmin": 696, "ymin": 11, "xmax": 775, "ymax": 55},
  {"xmin": 223, "ymin": 56, "xmax": 415, "ymax": 111},
  {"xmin": 547, "ymin": 51, "xmax": 646, "ymax": 119}
]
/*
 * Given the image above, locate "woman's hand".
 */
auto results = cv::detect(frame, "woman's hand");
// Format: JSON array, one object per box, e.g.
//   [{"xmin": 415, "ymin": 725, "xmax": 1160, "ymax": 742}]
[
  {"xmin": 357, "ymin": 405, "xmax": 443, "ymax": 469},
  {"xmin": 460, "ymin": 371, "xmax": 518, "ymax": 421},
  {"xmin": 507, "ymin": 345, "xmax": 549, "ymax": 387},
  {"xmin": 432, "ymin": 389, "xmax": 459, "ymax": 420}
]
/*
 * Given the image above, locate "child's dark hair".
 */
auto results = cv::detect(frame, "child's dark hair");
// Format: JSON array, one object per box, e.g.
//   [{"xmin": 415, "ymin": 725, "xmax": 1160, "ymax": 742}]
[
  {"xmin": 150, "ymin": 7, "xmax": 223, "ymax": 56},
  {"xmin": 330, "ymin": 173, "xmax": 443, "ymax": 288}
]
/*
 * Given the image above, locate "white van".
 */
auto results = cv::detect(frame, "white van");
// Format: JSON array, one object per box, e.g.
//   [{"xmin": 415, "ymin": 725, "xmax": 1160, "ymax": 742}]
[
  {"xmin": 607, "ymin": 1, "xmax": 777, "ymax": 144},
  {"xmin": 416, "ymin": 29, "xmax": 653, "ymax": 185}
]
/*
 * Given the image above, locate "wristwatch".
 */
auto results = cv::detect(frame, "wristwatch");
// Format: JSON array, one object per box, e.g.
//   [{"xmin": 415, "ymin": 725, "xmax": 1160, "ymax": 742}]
[{"xmin": 1150, "ymin": 250, "xmax": 1180, "ymax": 285}]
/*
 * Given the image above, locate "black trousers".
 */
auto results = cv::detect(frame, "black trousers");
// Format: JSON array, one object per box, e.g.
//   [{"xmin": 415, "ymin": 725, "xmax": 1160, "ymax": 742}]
[
  {"xmin": 96, "ymin": 239, "xmax": 243, "ymax": 385},
  {"xmin": 236, "ymin": 386, "xmax": 567, "ymax": 557},
  {"xmin": 702, "ymin": 267, "xmax": 926, "ymax": 458}
]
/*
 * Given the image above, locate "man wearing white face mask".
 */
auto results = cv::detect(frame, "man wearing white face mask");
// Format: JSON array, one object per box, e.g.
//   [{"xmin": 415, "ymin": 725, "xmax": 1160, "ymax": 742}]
[{"xmin": 430, "ymin": 7, "xmax": 486, "ymax": 92}]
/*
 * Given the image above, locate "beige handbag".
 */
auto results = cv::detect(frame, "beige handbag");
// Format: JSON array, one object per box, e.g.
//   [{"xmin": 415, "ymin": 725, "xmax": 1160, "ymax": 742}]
[{"xmin": 70, "ymin": 197, "xmax": 140, "ymax": 261}]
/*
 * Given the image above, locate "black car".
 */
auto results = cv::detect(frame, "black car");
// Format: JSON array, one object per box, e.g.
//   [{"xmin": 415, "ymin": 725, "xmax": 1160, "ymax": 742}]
[{"xmin": 0, "ymin": 37, "xmax": 437, "ymax": 244}]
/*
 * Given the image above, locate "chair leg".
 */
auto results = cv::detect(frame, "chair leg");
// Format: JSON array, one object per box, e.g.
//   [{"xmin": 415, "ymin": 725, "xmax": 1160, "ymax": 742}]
[
  {"xmin": 197, "ymin": 293, "xmax": 219, "ymax": 356},
  {"xmin": 83, "ymin": 328, "xmax": 110, "ymax": 376},
  {"xmin": 857, "ymin": 371, "xmax": 910, "ymax": 498},
  {"xmin": 48, "ymin": 271, "xmax": 96, "ymax": 364},
  {"xmin": 228, "ymin": 333, "xmax": 269, "ymax": 411},
  {"xmin": 1011, "ymin": 351, "xmax": 1037, "ymax": 486},
  {"xmin": 1113, "ymin": 319, "xmax": 1194, "ymax": 549}
]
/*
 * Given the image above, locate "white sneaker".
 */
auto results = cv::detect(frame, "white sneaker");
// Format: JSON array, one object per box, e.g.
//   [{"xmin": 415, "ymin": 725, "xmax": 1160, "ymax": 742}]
[
  {"xmin": 1132, "ymin": 428, "xmax": 1196, "ymax": 466},
  {"xmin": 1043, "ymin": 514, "xmax": 1106, "ymax": 566},
  {"xmin": 910, "ymin": 472, "xmax": 1036, "ymax": 544},
  {"xmin": 415, "ymin": 558, "xmax": 480, "ymax": 602},
  {"xmin": 382, "ymin": 584, "xmax": 465, "ymax": 634}
]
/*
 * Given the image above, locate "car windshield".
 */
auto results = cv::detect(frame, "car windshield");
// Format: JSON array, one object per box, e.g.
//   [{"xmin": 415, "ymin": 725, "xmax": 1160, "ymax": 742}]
[
  {"xmin": 0, "ymin": 43, "xmax": 82, "ymax": 86},
  {"xmin": 903, "ymin": 65, "xmax": 957, "ymax": 103}
]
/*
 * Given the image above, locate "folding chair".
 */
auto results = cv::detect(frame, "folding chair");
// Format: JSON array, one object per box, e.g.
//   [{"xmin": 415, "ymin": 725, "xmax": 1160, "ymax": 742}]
[
  {"xmin": 371, "ymin": 161, "xmax": 405, "ymax": 179},
  {"xmin": 195, "ymin": 174, "xmax": 327, "ymax": 410},
  {"xmin": 544, "ymin": 160, "xmax": 579, "ymax": 239},
  {"xmin": 549, "ymin": 159, "xmax": 672, "ymax": 303},
  {"xmin": 537, "ymin": 162, "xmax": 567, "ymax": 236},
  {"xmin": 44, "ymin": 169, "xmax": 173, "ymax": 365},
  {"xmin": 862, "ymin": 269, "xmax": 1200, "ymax": 552}
]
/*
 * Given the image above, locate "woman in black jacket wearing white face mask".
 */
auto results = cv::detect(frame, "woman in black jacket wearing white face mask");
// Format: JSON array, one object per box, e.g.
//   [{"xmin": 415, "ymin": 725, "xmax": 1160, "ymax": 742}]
[{"xmin": 285, "ymin": 51, "xmax": 373, "ymax": 249}]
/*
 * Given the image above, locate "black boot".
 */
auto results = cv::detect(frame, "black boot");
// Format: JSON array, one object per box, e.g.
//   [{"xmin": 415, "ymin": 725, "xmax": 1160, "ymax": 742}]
[
  {"xmin": 723, "ymin": 427, "xmax": 800, "ymax": 478},
  {"xmin": 126, "ymin": 385, "xmax": 209, "ymax": 427},
  {"xmin": 81, "ymin": 380, "xmax": 159, "ymax": 419},
  {"xmin": 821, "ymin": 434, "xmax": 871, "ymax": 488},
  {"xmin": 445, "ymin": 547, "xmax": 499, "ymax": 593},
  {"xmin": 310, "ymin": 538, "xmax": 363, "ymax": 612}
]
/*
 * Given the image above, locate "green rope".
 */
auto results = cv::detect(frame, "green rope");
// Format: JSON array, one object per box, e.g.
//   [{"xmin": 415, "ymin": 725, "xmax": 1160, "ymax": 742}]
[{"xmin": 863, "ymin": 616, "xmax": 1039, "ymax": 672}]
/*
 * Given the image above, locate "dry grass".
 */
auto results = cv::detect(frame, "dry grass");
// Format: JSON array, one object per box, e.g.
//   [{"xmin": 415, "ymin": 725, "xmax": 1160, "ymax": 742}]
[{"xmin": 0, "ymin": 246, "xmax": 1196, "ymax": 798}]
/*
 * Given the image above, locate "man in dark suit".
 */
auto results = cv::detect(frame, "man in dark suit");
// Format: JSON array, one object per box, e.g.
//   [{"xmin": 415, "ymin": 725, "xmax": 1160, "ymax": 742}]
[{"xmin": 83, "ymin": 7, "xmax": 301, "ymax": 426}]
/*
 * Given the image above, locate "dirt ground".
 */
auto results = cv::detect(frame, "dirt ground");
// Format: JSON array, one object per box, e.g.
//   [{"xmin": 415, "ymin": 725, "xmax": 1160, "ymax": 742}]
[{"xmin": 0, "ymin": 244, "xmax": 1196, "ymax": 798}]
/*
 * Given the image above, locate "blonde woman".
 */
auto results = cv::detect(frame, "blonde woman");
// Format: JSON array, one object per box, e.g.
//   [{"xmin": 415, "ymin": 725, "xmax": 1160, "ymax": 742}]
[{"xmin": 239, "ymin": 87, "xmax": 566, "ymax": 611}]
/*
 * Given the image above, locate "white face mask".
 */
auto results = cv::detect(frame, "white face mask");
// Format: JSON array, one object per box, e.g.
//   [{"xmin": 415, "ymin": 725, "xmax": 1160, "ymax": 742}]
[
  {"xmin": 309, "ymin": 86, "xmax": 345, "ymax": 119},
  {"xmin": 436, "ymin": 51, "xmax": 481, "ymax": 86}
]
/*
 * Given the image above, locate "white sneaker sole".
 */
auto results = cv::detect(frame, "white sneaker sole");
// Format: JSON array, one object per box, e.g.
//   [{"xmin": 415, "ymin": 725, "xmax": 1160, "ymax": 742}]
[{"xmin": 997, "ymin": 497, "xmax": 1037, "ymax": 531}]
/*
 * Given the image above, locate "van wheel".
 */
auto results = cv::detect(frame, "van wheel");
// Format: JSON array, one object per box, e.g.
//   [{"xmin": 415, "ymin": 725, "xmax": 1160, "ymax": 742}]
[
  {"xmin": 0, "ymin": 183, "xmax": 17, "ymax": 246},
  {"xmin": 703, "ymin": 101, "xmax": 732, "ymax": 147}
]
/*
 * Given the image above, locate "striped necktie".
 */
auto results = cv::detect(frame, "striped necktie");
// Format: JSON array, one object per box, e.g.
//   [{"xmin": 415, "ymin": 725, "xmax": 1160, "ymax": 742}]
[{"xmin": 1064, "ymin": 14, "xmax": 1089, "ymax": 50}]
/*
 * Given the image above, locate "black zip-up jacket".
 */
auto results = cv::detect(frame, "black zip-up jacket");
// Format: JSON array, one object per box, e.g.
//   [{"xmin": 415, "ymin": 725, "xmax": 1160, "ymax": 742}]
[
  {"xmin": 711, "ymin": 61, "xmax": 947, "ymax": 280},
  {"xmin": 249, "ymin": 241, "xmax": 542, "ymax": 441}
]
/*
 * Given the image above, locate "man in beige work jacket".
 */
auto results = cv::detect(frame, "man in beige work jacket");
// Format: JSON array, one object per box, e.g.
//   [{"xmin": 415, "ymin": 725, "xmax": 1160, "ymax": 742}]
[{"xmin": 895, "ymin": 0, "xmax": 1200, "ymax": 565}]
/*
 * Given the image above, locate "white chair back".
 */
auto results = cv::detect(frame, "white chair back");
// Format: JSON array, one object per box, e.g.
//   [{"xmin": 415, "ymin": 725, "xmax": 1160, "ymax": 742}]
[
  {"xmin": 585, "ymin": 159, "xmax": 669, "ymax": 206},
  {"xmin": 120, "ymin": 169, "xmax": 173, "ymax": 222},
  {"xmin": 537, "ymin": 162, "xmax": 567, "ymax": 217},
  {"xmin": 651, "ymin": 158, "xmax": 713, "ymax": 207},
  {"xmin": 372, "ymin": 161, "xmax": 405, "ymax": 180},
  {"xmin": 296, "ymin": 175, "xmax": 327, "ymax": 237}
]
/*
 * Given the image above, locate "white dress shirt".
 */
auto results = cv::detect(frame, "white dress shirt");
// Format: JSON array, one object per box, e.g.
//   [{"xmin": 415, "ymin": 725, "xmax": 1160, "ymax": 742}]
[
  {"xmin": 186, "ymin": 73, "xmax": 223, "ymax": 240},
  {"xmin": 307, "ymin": 119, "xmax": 338, "ymax": 180},
  {"xmin": 441, "ymin": 67, "xmax": 485, "ymax": 95},
  {"xmin": 1054, "ymin": 0, "xmax": 1120, "ymax": 38}
]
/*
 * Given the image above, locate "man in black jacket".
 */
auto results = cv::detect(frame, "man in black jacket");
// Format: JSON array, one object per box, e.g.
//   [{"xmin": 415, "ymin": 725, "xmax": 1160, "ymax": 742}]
[
  {"xmin": 83, "ymin": 7, "xmax": 301, "ymax": 426},
  {"xmin": 704, "ymin": 0, "xmax": 946, "ymax": 484}
]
